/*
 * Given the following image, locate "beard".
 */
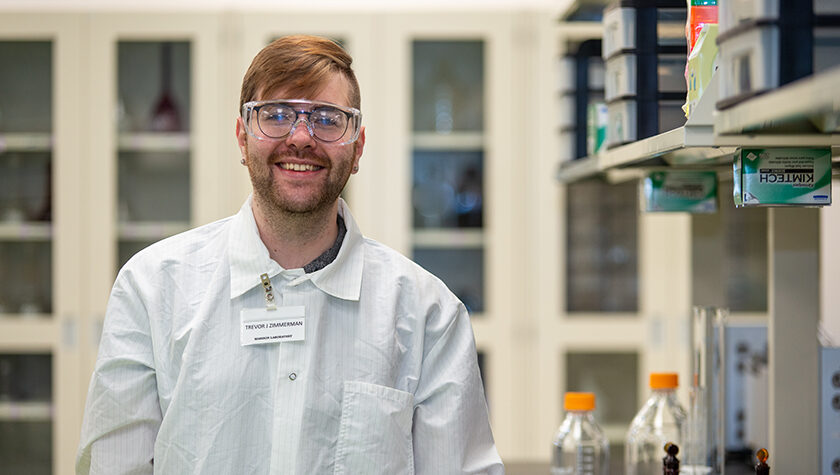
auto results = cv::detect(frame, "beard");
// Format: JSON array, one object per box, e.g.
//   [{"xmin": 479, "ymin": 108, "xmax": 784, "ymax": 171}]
[{"xmin": 245, "ymin": 143, "xmax": 354, "ymax": 217}]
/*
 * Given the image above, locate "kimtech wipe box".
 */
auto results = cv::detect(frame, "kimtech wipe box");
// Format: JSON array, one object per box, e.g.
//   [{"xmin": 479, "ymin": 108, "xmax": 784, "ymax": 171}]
[
  {"xmin": 642, "ymin": 170, "xmax": 718, "ymax": 213},
  {"xmin": 733, "ymin": 148, "xmax": 832, "ymax": 207}
]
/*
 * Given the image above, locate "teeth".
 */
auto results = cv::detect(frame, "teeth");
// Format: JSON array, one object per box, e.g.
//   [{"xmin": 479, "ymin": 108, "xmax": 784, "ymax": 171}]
[{"xmin": 279, "ymin": 163, "xmax": 319, "ymax": 172}]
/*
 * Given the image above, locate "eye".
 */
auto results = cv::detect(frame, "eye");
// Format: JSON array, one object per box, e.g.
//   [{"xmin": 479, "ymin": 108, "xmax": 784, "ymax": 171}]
[
  {"xmin": 260, "ymin": 105, "xmax": 295, "ymax": 124},
  {"xmin": 311, "ymin": 108, "xmax": 345, "ymax": 128}
]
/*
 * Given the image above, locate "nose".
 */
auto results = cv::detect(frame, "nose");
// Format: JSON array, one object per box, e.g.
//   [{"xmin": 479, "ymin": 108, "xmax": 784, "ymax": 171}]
[{"xmin": 285, "ymin": 116, "xmax": 316, "ymax": 148}]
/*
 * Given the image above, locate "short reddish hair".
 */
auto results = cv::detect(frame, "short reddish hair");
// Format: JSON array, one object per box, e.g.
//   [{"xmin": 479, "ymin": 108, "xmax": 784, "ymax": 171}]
[{"xmin": 239, "ymin": 35, "xmax": 361, "ymax": 112}]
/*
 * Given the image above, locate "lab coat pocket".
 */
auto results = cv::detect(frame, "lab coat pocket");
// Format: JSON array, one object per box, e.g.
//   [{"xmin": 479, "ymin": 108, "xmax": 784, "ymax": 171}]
[{"xmin": 334, "ymin": 381, "xmax": 415, "ymax": 475}]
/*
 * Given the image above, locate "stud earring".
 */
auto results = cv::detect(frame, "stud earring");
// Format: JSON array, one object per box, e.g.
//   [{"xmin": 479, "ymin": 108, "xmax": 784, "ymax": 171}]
[
  {"xmin": 240, "ymin": 158, "xmax": 246, "ymax": 165},
  {"xmin": 352, "ymin": 165, "xmax": 359, "ymax": 172}
]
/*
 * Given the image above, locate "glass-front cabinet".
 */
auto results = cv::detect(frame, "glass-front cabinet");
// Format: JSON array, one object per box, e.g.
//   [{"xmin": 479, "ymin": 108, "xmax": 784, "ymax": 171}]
[
  {"xmin": 0, "ymin": 12, "xmax": 226, "ymax": 475},
  {"xmin": 378, "ymin": 12, "xmax": 528, "ymax": 455},
  {"xmin": 83, "ymin": 12, "xmax": 224, "ymax": 387},
  {"xmin": 0, "ymin": 13, "xmax": 84, "ymax": 475},
  {"xmin": 115, "ymin": 40, "xmax": 192, "ymax": 269},
  {"xmin": 411, "ymin": 39, "xmax": 486, "ymax": 314}
]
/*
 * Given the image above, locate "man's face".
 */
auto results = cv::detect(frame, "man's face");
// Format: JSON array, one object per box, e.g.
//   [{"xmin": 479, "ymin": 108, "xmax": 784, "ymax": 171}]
[{"xmin": 236, "ymin": 74, "xmax": 365, "ymax": 215}]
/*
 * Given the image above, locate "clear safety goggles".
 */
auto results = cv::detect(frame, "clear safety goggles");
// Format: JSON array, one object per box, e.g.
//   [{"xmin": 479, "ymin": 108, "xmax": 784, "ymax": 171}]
[{"xmin": 241, "ymin": 99, "xmax": 362, "ymax": 145}]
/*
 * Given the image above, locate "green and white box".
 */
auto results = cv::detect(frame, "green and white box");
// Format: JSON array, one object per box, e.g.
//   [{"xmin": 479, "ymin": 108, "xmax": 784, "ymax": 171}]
[
  {"xmin": 642, "ymin": 170, "xmax": 718, "ymax": 213},
  {"xmin": 733, "ymin": 148, "xmax": 832, "ymax": 207}
]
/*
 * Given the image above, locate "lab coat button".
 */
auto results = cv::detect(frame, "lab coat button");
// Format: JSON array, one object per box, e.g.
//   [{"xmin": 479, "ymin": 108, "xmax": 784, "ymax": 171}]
[{"xmin": 289, "ymin": 372, "xmax": 297, "ymax": 381}]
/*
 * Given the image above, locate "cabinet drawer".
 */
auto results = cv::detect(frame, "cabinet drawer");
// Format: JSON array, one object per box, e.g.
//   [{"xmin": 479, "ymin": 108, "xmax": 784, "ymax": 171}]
[
  {"xmin": 717, "ymin": 24, "xmax": 779, "ymax": 107},
  {"xmin": 603, "ymin": 7, "xmax": 635, "ymax": 60},
  {"xmin": 720, "ymin": 0, "xmax": 840, "ymax": 37}
]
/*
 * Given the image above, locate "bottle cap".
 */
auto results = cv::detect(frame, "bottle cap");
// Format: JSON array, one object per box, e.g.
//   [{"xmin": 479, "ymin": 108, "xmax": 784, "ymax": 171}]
[
  {"xmin": 650, "ymin": 373, "xmax": 678, "ymax": 389},
  {"xmin": 755, "ymin": 448, "xmax": 770, "ymax": 474},
  {"xmin": 564, "ymin": 392, "xmax": 595, "ymax": 411}
]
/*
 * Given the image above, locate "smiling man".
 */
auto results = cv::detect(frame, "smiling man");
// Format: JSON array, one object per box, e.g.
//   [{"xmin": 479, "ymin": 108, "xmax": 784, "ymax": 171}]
[{"xmin": 77, "ymin": 35, "xmax": 503, "ymax": 475}]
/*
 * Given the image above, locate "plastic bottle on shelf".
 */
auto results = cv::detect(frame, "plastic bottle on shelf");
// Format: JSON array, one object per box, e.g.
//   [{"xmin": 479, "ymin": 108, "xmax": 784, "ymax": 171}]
[
  {"xmin": 551, "ymin": 392, "xmax": 609, "ymax": 475},
  {"xmin": 686, "ymin": 0, "xmax": 718, "ymax": 53},
  {"xmin": 625, "ymin": 373, "xmax": 688, "ymax": 475}
]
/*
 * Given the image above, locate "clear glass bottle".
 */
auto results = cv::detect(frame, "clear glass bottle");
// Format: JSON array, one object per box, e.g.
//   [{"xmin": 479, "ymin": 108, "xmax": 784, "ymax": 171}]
[
  {"xmin": 625, "ymin": 373, "xmax": 687, "ymax": 475},
  {"xmin": 552, "ymin": 392, "xmax": 609, "ymax": 475}
]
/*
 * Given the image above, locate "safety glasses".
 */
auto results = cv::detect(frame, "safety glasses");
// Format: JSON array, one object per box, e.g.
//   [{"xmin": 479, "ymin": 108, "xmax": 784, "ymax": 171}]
[{"xmin": 241, "ymin": 99, "xmax": 362, "ymax": 145}]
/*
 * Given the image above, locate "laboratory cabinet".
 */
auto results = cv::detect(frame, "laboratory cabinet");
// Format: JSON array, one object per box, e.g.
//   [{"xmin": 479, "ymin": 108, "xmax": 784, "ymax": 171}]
[
  {"xmin": 83, "ymin": 12, "xmax": 226, "ymax": 386},
  {"xmin": 0, "ymin": 13, "xmax": 84, "ymax": 475},
  {"xmin": 377, "ymin": 11, "xmax": 529, "ymax": 456},
  {"xmin": 0, "ymin": 11, "xmax": 228, "ymax": 474}
]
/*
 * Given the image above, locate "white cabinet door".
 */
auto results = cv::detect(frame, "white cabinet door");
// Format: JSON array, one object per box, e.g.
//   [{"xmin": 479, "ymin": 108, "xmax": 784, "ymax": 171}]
[
  {"xmin": 0, "ymin": 13, "xmax": 85, "ymax": 475},
  {"xmin": 380, "ymin": 11, "xmax": 528, "ymax": 458},
  {"xmin": 84, "ymin": 12, "xmax": 225, "ymax": 386}
]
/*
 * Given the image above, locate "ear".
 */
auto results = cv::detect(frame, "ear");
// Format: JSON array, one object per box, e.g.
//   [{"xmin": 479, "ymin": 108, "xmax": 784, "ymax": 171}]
[
  {"xmin": 351, "ymin": 126, "xmax": 365, "ymax": 173},
  {"xmin": 235, "ymin": 117, "xmax": 248, "ymax": 160}
]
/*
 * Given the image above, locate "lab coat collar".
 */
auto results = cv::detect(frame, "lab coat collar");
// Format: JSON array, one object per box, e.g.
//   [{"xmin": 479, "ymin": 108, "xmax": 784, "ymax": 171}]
[{"xmin": 228, "ymin": 196, "xmax": 364, "ymax": 301}]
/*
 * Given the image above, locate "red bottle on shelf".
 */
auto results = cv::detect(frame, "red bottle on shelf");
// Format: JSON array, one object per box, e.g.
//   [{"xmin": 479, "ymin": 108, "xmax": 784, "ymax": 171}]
[{"xmin": 686, "ymin": 0, "xmax": 718, "ymax": 53}]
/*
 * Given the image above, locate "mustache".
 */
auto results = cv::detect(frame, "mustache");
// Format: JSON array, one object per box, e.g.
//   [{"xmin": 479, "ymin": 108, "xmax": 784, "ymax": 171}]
[{"xmin": 268, "ymin": 148, "xmax": 327, "ymax": 165}]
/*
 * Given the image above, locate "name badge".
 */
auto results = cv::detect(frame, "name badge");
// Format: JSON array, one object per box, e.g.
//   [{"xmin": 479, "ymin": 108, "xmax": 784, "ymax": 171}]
[{"xmin": 240, "ymin": 306, "xmax": 305, "ymax": 346}]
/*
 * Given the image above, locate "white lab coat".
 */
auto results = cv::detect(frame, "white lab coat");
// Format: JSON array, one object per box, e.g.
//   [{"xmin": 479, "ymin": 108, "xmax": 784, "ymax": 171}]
[{"xmin": 77, "ymin": 198, "xmax": 503, "ymax": 475}]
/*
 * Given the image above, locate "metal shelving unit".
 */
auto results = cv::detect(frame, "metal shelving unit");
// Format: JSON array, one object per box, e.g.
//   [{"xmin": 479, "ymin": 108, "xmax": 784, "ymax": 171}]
[
  {"xmin": 715, "ymin": 64, "xmax": 840, "ymax": 136},
  {"xmin": 556, "ymin": 45, "xmax": 840, "ymax": 475},
  {"xmin": 550, "ymin": 0, "xmax": 840, "ymax": 471},
  {"xmin": 557, "ymin": 79, "xmax": 840, "ymax": 183}
]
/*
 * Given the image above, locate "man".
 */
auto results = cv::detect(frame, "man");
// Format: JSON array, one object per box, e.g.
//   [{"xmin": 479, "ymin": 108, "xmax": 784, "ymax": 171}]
[{"xmin": 77, "ymin": 35, "xmax": 503, "ymax": 474}]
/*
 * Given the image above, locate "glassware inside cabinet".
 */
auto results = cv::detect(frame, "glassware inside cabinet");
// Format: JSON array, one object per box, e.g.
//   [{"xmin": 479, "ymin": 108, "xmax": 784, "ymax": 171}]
[
  {"xmin": 0, "ymin": 421, "xmax": 51, "ymax": 475},
  {"xmin": 0, "ymin": 41, "xmax": 52, "ymax": 133},
  {"xmin": 118, "ymin": 41, "xmax": 190, "ymax": 133},
  {"xmin": 0, "ymin": 40, "xmax": 54, "ymax": 318},
  {"xmin": 412, "ymin": 40, "xmax": 484, "ymax": 133},
  {"xmin": 116, "ymin": 41, "xmax": 191, "ymax": 270},
  {"xmin": 0, "ymin": 152, "xmax": 52, "ymax": 224},
  {"xmin": 0, "ymin": 354, "xmax": 52, "ymax": 402},
  {"xmin": 0, "ymin": 41, "xmax": 53, "ymax": 225},
  {"xmin": 0, "ymin": 353, "xmax": 52, "ymax": 475},
  {"xmin": 411, "ymin": 39, "xmax": 486, "ymax": 318},
  {"xmin": 566, "ymin": 178, "xmax": 638, "ymax": 313},
  {"xmin": 412, "ymin": 247, "xmax": 484, "ymax": 314},
  {"xmin": 0, "ymin": 242, "xmax": 53, "ymax": 316},
  {"xmin": 412, "ymin": 149, "xmax": 483, "ymax": 229},
  {"xmin": 117, "ymin": 150, "xmax": 190, "ymax": 224}
]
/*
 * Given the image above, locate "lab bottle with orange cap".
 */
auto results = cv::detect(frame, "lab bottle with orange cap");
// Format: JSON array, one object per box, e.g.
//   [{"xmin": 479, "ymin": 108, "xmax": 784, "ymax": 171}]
[
  {"xmin": 551, "ymin": 392, "xmax": 609, "ymax": 475},
  {"xmin": 625, "ymin": 373, "xmax": 687, "ymax": 475}
]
